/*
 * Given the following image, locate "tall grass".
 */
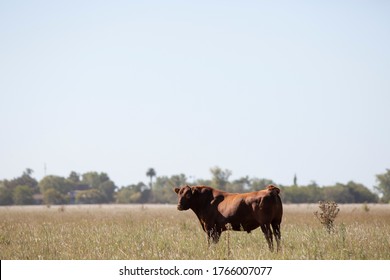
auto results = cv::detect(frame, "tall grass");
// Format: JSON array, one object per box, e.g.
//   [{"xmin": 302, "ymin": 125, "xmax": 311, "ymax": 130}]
[{"xmin": 1, "ymin": 204, "xmax": 389, "ymax": 260}]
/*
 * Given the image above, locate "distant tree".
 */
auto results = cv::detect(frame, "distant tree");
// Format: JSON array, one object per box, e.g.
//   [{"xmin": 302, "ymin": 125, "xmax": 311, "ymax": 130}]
[
  {"xmin": 344, "ymin": 181, "xmax": 378, "ymax": 203},
  {"xmin": 43, "ymin": 188, "xmax": 68, "ymax": 205},
  {"xmin": 146, "ymin": 168, "xmax": 156, "ymax": 190},
  {"xmin": 250, "ymin": 178, "xmax": 275, "ymax": 191},
  {"xmin": 135, "ymin": 182, "xmax": 150, "ymax": 203},
  {"xmin": 323, "ymin": 182, "xmax": 377, "ymax": 203},
  {"xmin": 75, "ymin": 189, "xmax": 106, "ymax": 204},
  {"xmin": 169, "ymin": 174, "xmax": 188, "ymax": 188},
  {"xmin": 152, "ymin": 176, "xmax": 170, "ymax": 203},
  {"xmin": 305, "ymin": 182, "xmax": 323, "ymax": 202},
  {"xmin": 99, "ymin": 180, "xmax": 117, "ymax": 202},
  {"xmin": 0, "ymin": 182, "xmax": 13, "ymax": 205},
  {"xmin": 81, "ymin": 172, "xmax": 117, "ymax": 203},
  {"xmin": 82, "ymin": 172, "xmax": 105, "ymax": 189},
  {"xmin": 13, "ymin": 185, "xmax": 34, "ymax": 205},
  {"xmin": 1, "ymin": 171, "xmax": 38, "ymax": 205},
  {"xmin": 39, "ymin": 175, "xmax": 73, "ymax": 196},
  {"xmin": 293, "ymin": 174, "xmax": 297, "ymax": 186},
  {"xmin": 323, "ymin": 184, "xmax": 353, "ymax": 203},
  {"xmin": 226, "ymin": 176, "xmax": 250, "ymax": 193},
  {"xmin": 375, "ymin": 169, "xmax": 390, "ymax": 203},
  {"xmin": 282, "ymin": 185, "xmax": 310, "ymax": 203},
  {"xmin": 68, "ymin": 171, "xmax": 80, "ymax": 184},
  {"xmin": 24, "ymin": 168, "xmax": 33, "ymax": 176},
  {"xmin": 5, "ymin": 168, "xmax": 39, "ymax": 194},
  {"xmin": 116, "ymin": 182, "xmax": 149, "ymax": 203},
  {"xmin": 152, "ymin": 175, "xmax": 187, "ymax": 203},
  {"xmin": 194, "ymin": 178, "xmax": 212, "ymax": 186},
  {"xmin": 210, "ymin": 166, "xmax": 231, "ymax": 190},
  {"xmin": 280, "ymin": 181, "xmax": 322, "ymax": 203},
  {"xmin": 99, "ymin": 173, "xmax": 110, "ymax": 182},
  {"xmin": 117, "ymin": 187, "xmax": 139, "ymax": 203}
]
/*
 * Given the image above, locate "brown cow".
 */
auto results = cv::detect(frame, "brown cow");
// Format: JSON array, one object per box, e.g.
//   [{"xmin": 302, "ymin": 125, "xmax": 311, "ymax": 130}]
[{"xmin": 174, "ymin": 184, "xmax": 283, "ymax": 251}]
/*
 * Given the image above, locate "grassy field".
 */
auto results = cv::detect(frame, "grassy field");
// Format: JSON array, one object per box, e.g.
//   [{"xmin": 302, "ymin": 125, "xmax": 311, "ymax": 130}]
[{"xmin": 1, "ymin": 203, "xmax": 389, "ymax": 260}]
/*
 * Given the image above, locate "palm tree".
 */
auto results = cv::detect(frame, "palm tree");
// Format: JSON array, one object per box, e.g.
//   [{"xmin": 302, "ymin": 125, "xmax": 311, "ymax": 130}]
[{"xmin": 146, "ymin": 168, "xmax": 156, "ymax": 190}]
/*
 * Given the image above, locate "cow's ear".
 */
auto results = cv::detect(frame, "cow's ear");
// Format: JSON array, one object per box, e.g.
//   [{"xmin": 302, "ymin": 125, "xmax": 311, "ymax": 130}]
[{"xmin": 174, "ymin": 187, "xmax": 180, "ymax": 194}]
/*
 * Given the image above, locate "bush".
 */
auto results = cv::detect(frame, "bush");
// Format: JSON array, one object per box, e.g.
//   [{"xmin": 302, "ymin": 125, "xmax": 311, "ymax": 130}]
[{"xmin": 314, "ymin": 201, "xmax": 340, "ymax": 233}]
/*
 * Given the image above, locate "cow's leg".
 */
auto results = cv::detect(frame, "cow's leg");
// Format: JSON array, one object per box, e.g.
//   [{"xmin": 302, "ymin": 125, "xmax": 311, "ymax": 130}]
[
  {"xmin": 271, "ymin": 222, "xmax": 281, "ymax": 252},
  {"xmin": 260, "ymin": 224, "xmax": 274, "ymax": 252}
]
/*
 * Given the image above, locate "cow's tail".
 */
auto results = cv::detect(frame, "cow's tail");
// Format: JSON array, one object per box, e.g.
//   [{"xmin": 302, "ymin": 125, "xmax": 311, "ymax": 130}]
[{"xmin": 267, "ymin": 184, "xmax": 283, "ymax": 220}]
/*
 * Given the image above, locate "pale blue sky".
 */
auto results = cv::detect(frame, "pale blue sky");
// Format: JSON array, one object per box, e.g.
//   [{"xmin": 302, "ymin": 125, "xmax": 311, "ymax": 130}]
[{"xmin": 1, "ymin": 0, "xmax": 389, "ymax": 189}]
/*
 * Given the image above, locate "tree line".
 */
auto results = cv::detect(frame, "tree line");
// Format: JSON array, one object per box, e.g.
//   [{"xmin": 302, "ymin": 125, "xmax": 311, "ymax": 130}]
[{"xmin": 1, "ymin": 167, "xmax": 390, "ymax": 205}]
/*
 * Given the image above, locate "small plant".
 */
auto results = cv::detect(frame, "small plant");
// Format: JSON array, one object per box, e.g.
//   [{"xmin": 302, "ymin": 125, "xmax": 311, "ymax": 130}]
[
  {"xmin": 225, "ymin": 223, "xmax": 232, "ymax": 259},
  {"xmin": 314, "ymin": 201, "xmax": 340, "ymax": 233},
  {"xmin": 362, "ymin": 203, "xmax": 370, "ymax": 213}
]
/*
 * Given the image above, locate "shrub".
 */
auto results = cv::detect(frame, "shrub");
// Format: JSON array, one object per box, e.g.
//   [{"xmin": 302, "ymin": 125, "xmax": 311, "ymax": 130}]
[{"xmin": 314, "ymin": 201, "xmax": 340, "ymax": 233}]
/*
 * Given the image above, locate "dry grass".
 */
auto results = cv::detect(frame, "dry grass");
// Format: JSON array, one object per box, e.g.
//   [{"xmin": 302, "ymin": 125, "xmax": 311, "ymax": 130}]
[{"xmin": 0, "ymin": 204, "xmax": 389, "ymax": 260}]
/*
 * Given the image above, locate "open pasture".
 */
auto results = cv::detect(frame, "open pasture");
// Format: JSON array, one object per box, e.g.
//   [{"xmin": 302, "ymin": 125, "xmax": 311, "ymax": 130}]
[{"xmin": 1, "ymin": 204, "xmax": 389, "ymax": 260}]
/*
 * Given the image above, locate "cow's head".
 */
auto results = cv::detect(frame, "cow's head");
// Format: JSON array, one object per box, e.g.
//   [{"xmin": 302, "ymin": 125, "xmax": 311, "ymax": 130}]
[{"xmin": 174, "ymin": 185, "xmax": 196, "ymax": 211}]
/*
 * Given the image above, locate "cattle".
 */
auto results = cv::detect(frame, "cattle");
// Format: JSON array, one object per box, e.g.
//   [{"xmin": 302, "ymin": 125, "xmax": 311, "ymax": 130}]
[{"xmin": 173, "ymin": 184, "xmax": 283, "ymax": 252}]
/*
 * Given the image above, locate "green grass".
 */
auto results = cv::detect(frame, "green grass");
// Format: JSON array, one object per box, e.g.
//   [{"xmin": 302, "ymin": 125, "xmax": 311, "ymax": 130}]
[{"xmin": 1, "ymin": 204, "xmax": 389, "ymax": 260}]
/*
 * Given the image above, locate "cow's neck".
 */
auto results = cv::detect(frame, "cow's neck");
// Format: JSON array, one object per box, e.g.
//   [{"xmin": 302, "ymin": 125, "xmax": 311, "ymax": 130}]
[{"xmin": 189, "ymin": 196, "xmax": 212, "ymax": 221}]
